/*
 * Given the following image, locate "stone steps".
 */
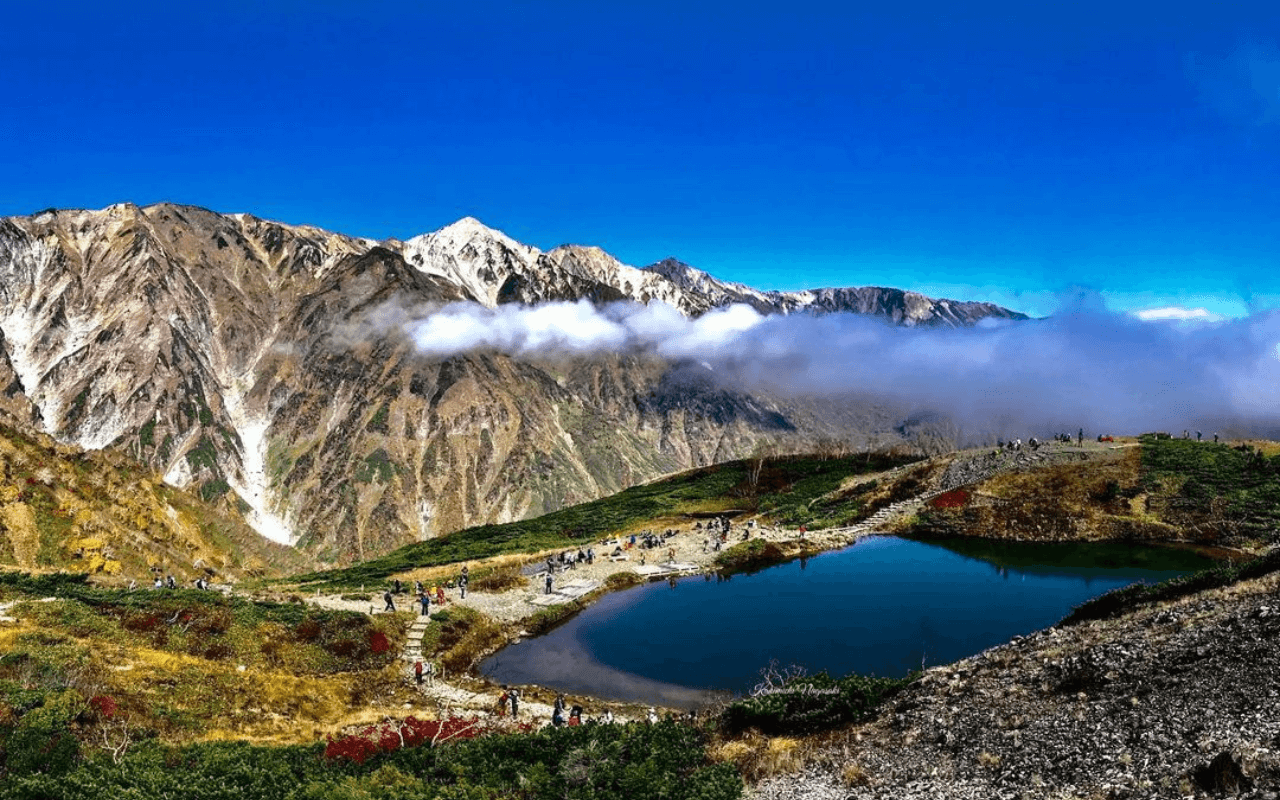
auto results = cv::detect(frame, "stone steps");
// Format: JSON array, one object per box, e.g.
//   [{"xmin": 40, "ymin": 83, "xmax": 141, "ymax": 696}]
[{"xmin": 402, "ymin": 618, "xmax": 430, "ymax": 662}]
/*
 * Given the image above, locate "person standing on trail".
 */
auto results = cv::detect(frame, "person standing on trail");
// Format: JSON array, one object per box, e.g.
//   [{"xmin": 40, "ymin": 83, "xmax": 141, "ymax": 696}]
[
  {"xmin": 498, "ymin": 686, "xmax": 509, "ymax": 717},
  {"xmin": 508, "ymin": 688, "xmax": 520, "ymax": 719},
  {"xmin": 436, "ymin": 585, "xmax": 445, "ymax": 605},
  {"xmin": 545, "ymin": 573, "xmax": 553, "ymax": 594},
  {"xmin": 1196, "ymin": 430, "xmax": 1202, "ymax": 441},
  {"xmin": 459, "ymin": 575, "xmax": 468, "ymax": 599},
  {"xmin": 418, "ymin": 591, "xmax": 430, "ymax": 617},
  {"xmin": 1214, "ymin": 433, "xmax": 1220, "ymax": 443},
  {"xmin": 414, "ymin": 659, "xmax": 424, "ymax": 685},
  {"xmin": 1078, "ymin": 428, "xmax": 1084, "ymax": 447},
  {"xmin": 394, "ymin": 579, "xmax": 401, "ymax": 595},
  {"xmin": 383, "ymin": 590, "xmax": 396, "ymax": 612}
]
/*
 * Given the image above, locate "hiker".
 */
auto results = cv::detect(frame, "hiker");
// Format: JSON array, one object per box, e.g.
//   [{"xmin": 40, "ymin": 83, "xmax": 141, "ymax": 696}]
[
  {"xmin": 1196, "ymin": 430, "xmax": 1202, "ymax": 441},
  {"xmin": 419, "ymin": 591, "xmax": 430, "ymax": 617},
  {"xmin": 508, "ymin": 688, "xmax": 520, "ymax": 719},
  {"xmin": 498, "ymin": 687, "xmax": 510, "ymax": 716},
  {"xmin": 436, "ymin": 585, "xmax": 445, "ymax": 605},
  {"xmin": 587, "ymin": 547, "xmax": 594, "ymax": 564},
  {"xmin": 383, "ymin": 590, "xmax": 396, "ymax": 612},
  {"xmin": 668, "ymin": 547, "xmax": 676, "ymax": 563},
  {"xmin": 603, "ymin": 709, "xmax": 614, "ymax": 724},
  {"xmin": 394, "ymin": 579, "xmax": 401, "ymax": 595},
  {"xmin": 1214, "ymin": 432, "xmax": 1220, "ymax": 443},
  {"xmin": 414, "ymin": 659, "xmax": 424, "ymax": 685},
  {"xmin": 166, "ymin": 575, "xmax": 176, "ymax": 589},
  {"xmin": 568, "ymin": 705, "xmax": 582, "ymax": 726},
  {"xmin": 553, "ymin": 695, "xmax": 566, "ymax": 726},
  {"xmin": 545, "ymin": 573, "xmax": 553, "ymax": 594},
  {"xmin": 459, "ymin": 576, "xmax": 467, "ymax": 599},
  {"xmin": 153, "ymin": 577, "xmax": 163, "ymax": 589},
  {"xmin": 414, "ymin": 580, "xmax": 423, "ymax": 595},
  {"xmin": 647, "ymin": 707, "xmax": 658, "ymax": 725}
]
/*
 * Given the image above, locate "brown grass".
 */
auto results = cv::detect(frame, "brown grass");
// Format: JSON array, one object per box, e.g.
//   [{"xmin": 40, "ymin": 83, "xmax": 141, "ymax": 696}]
[{"xmin": 711, "ymin": 732, "xmax": 810, "ymax": 782}]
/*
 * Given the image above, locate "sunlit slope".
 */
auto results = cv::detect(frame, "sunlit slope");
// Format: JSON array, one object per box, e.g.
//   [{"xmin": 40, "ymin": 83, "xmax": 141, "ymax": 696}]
[
  {"xmin": 911, "ymin": 436, "xmax": 1280, "ymax": 550},
  {"xmin": 0, "ymin": 421, "xmax": 311, "ymax": 581},
  {"xmin": 0, "ymin": 572, "xmax": 407, "ymax": 746}
]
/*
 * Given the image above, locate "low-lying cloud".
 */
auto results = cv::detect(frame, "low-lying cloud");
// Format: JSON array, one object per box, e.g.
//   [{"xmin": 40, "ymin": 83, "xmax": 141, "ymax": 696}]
[{"xmin": 361, "ymin": 297, "xmax": 1280, "ymax": 437}]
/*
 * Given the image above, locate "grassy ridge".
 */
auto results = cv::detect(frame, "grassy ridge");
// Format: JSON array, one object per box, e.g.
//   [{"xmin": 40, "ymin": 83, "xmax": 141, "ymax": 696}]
[
  {"xmin": 1140, "ymin": 435, "xmax": 1280, "ymax": 543},
  {"xmin": 293, "ymin": 453, "xmax": 918, "ymax": 590}
]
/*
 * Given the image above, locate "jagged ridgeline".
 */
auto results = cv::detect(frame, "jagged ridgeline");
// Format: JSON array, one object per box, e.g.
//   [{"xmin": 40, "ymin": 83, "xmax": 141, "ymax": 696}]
[{"xmin": 0, "ymin": 203, "xmax": 1025, "ymax": 563}]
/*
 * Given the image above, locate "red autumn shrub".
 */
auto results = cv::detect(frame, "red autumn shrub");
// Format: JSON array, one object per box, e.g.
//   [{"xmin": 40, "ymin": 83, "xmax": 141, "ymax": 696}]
[
  {"xmin": 930, "ymin": 489, "xmax": 969, "ymax": 509},
  {"xmin": 89, "ymin": 694, "xmax": 117, "ymax": 719},
  {"xmin": 323, "ymin": 716, "xmax": 485, "ymax": 763},
  {"xmin": 367, "ymin": 631, "xmax": 390, "ymax": 654}
]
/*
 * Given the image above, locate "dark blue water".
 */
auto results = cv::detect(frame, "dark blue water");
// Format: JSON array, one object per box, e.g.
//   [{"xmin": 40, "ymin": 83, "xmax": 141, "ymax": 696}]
[{"xmin": 480, "ymin": 536, "xmax": 1214, "ymax": 707}]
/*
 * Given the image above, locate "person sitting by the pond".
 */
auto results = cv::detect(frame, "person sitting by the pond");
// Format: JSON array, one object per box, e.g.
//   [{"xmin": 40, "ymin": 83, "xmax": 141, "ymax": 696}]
[
  {"xmin": 611, "ymin": 545, "xmax": 624, "ymax": 558},
  {"xmin": 419, "ymin": 591, "xmax": 430, "ymax": 617},
  {"xmin": 569, "ymin": 705, "xmax": 582, "ymax": 726},
  {"xmin": 383, "ymin": 590, "xmax": 396, "ymax": 612},
  {"xmin": 436, "ymin": 585, "xmax": 446, "ymax": 605},
  {"xmin": 639, "ymin": 552, "xmax": 646, "ymax": 566}
]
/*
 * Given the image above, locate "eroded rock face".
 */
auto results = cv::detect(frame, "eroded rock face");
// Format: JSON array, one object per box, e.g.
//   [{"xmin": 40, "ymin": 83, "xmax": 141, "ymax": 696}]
[{"xmin": 0, "ymin": 203, "xmax": 1023, "ymax": 560}]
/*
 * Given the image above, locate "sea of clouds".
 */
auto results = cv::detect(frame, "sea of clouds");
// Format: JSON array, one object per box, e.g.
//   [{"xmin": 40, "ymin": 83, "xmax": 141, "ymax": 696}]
[{"xmin": 350, "ymin": 296, "xmax": 1280, "ymax": 437}]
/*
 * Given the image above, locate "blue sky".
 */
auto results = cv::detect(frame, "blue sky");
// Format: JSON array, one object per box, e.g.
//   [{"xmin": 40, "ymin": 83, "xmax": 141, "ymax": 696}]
[{"xmin": 3, "ymin": 1, "xmax": 1278, "ymax": 317}]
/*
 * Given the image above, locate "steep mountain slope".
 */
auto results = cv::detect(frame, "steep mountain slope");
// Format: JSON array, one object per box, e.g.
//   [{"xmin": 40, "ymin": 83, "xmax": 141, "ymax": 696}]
[
  {"xmin": 0, "ymin": 420, "xmax": 308, "ymax": 580},
  {"xmin": 0, "ymin": 203, "xmax": 1025, "ymax": 562}
]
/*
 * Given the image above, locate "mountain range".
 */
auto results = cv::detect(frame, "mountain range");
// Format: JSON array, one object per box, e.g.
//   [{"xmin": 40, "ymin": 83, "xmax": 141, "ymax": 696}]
[{"xmin": 0, "ymin": 203, "xmax": 1025, "ymax": 563}]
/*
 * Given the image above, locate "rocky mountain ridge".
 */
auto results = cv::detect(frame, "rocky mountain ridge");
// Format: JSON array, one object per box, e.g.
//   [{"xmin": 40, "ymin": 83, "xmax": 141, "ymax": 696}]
[{"xmin": 0, "ymin": 203, "xmax": 1024, "ymax": 562}]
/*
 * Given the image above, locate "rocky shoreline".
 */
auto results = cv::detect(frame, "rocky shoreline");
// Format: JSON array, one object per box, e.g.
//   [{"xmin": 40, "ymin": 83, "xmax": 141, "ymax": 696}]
[{"xmin": 750, "ymin": 569, "xmax": 1280, "ymax": 799}]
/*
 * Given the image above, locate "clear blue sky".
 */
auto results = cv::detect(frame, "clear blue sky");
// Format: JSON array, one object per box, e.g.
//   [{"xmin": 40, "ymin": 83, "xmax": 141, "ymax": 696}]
[{"xmin": 3, "ymin": 1, "xmax": 1278, "ymax": 317}]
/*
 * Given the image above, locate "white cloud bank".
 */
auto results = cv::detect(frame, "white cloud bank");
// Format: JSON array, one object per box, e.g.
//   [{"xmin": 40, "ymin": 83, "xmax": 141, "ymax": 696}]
[
  {"xmin": 354, "ymin": 297, "xmax": 1280, "ymax": 436},
  {"xmin": 1132, "ymin": 306, "xmax": 1225, "ymax": 322}
]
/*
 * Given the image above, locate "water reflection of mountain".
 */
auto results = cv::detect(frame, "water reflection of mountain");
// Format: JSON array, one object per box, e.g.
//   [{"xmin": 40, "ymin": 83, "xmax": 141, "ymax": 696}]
[{"xmin": 912, "ymin": 536, "xmax": 1217, "ymax": 582}]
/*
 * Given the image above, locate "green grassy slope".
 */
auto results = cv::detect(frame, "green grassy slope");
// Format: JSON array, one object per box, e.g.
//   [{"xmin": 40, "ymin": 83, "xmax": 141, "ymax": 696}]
[{"xmin": 291, "ymin": 453, "xmax": 919, "ymax": 590}]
